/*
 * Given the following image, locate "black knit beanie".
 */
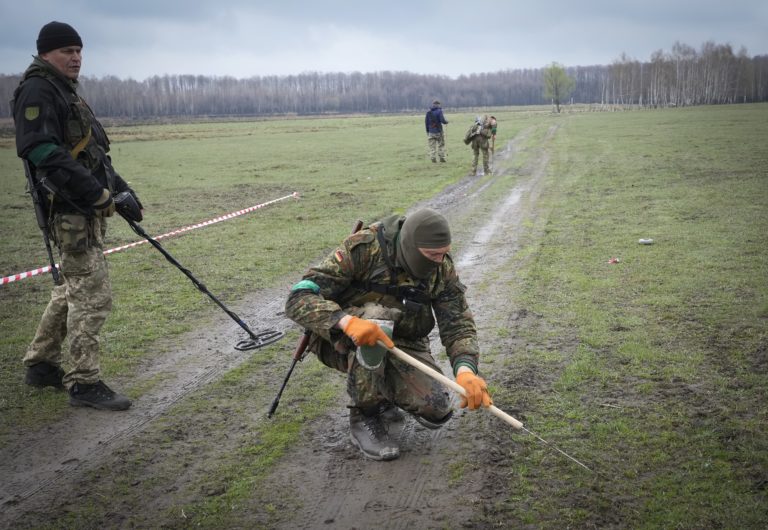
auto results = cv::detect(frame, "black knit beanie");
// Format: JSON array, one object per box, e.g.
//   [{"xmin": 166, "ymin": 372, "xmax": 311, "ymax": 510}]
[{"xmin": 37, "ymin": 21, "xmax": 82, "ymax": 54}]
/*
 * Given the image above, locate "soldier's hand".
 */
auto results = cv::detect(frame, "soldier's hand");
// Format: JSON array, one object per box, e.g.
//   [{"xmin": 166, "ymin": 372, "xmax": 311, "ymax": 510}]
[
  {"xmin": 341, "ymin": 316, "xmax": 395, "ymax": 349},
  {"xmin": 92, "ymin": 188, "xmax": 115, "ymax": 218},
  {"xmin": 456, "ymin": 370, "xmax": 493, "ymax": 410}
]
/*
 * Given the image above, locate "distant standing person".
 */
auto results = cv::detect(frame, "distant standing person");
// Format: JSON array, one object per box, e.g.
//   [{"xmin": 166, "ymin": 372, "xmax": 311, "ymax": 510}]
[
  {"xmin": 12, "ymin": 21, "xmax": 143, "ymax": 410},
  {"xmin": 468, "ymin": 115, "xmax": 493, "ymax": 176},
  {"xmin": 425, "ymin": 100, "xmax": 448, "ymax": 163}
]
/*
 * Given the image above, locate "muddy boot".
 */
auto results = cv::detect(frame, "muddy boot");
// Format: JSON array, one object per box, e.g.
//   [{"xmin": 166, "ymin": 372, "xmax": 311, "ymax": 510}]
[
  {"xmin": 439, "ymin": 157, "xmax": 446, "ymax": 163},
  {"xmin": 69, "ymin": 381, "xmax": 132, "ymax": 411},
  {"xmin": 25, "ymin": 362, "xmax": 65, "ymax": 389},
  {"xmin": 349, "ymin": 407, "xmax": 400, "ymax": 461},
  {"xmin": 431, "ymin": 158, "xmax": 437, "ymax": 163},
  {"xmin": 378, "ymin": 402, "xmax": 405, "ymax": 423},
  {"xmin": 413, "ymin": 410, "xmax": 453, "ymax": 430}
]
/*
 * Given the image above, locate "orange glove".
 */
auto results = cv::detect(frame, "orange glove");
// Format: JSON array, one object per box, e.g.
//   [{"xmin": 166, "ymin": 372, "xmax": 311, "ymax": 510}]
[
  {"xmin": 342, "ymin": 316, "xmax": 395, "ymax": 349},
  {"xmin": 456, "ymin": 371, "xmax": 493, "ymax": 410}
]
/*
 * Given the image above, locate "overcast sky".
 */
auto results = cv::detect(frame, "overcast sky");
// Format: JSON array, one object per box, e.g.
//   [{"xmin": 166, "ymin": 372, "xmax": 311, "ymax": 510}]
[{"xmin": 1, "ymin": 0, "xmax": 766, "ymax": 80}]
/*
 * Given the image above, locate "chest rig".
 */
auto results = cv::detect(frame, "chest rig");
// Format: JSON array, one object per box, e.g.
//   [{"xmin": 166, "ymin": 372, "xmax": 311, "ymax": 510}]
[
  {"xmin": 33, "ymin": 71, "xmax": 114, "ymax": 188},
  {"xmin": 348, "ymin": 224, "xmax": 437, "ymax": 339}
]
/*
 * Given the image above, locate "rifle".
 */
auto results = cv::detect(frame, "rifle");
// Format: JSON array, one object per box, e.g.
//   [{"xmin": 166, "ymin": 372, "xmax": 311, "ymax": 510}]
[
  {"xmin": 22, "ymin": 160, "xmax": 61, "ymax": 285},
  {"xmin": 268, "ymin": 219, "xmax": 364, "ymax": 418}
]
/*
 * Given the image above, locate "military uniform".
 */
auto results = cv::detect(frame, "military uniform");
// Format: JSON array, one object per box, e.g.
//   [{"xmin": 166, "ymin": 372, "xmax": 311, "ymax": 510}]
[
  {"xmin": 13, "ymin": 56, "xmax": 136, "ymax": 389},
  {"xmin": 470, "ymin": 118, "xmax": 494, "ymax": 175},
  {"xmin": 286, "ymin": 214, "xmax": 479, "ymax": 425},
  {"xmin": 425, "ymin": 102, "xmax": 448, "ymax": 163}
]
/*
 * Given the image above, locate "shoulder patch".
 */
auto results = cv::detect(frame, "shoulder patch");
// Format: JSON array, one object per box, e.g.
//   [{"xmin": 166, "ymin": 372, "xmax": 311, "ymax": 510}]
[
  {"xmin": 24, "ymin": 106, "xmax": 40, "ymax": 121},
  {"xmin": 346, "ymin": 230, "xmax": 375, "ymax": 249}
]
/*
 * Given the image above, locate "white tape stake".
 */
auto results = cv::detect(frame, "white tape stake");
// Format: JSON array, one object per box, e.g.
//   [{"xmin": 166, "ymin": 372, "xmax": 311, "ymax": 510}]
[{"xmin": 1, "ymin": 192, "xmax": 299, "ymax": 286}]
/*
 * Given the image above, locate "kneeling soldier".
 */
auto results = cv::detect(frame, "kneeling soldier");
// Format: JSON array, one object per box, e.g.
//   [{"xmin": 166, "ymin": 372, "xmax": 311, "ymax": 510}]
[{"xmin": 285, "ymin": 209, "xmax": 491, "ymax": 460}]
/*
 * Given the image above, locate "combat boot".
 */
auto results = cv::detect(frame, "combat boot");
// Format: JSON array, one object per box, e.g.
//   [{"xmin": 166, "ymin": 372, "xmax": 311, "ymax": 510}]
[
  {"xmin": 25, "ymin": 362, "xmax": 65, "ymax": 389},
  {"xmin": 378, "ymin": 402, "xmax": 405, "ymax": 423},
  {"xmin": 69, "ymin": 381, "xmax": 132, "ymax": 411},
  {"xmin": 349, "ymin": 407, "xmax": 400, "ymax": 461}
]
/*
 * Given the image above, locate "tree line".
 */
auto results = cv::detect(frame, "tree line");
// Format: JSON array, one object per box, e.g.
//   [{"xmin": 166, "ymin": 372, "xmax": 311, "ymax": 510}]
[{"xmin": 1, "ymin": 41, "xmax": 766, "ymax": 119}]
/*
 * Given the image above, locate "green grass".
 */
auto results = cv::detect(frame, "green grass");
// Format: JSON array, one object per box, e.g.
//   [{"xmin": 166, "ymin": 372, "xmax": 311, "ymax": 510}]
[
  {"xmin": 491, "ymin": 104, "xmax": 768, "ymax": 528},
  {"xmin": 2, "ymin": 104, "xmax": 767, "ymax": 528},
  {"xmin": 0, "ymin": 108, "xmax": 540, "ymax": 437}
]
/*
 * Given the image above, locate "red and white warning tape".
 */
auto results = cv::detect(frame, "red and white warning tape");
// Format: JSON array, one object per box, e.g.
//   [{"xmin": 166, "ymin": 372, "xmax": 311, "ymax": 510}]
[{"xmin": 1, "ymin": 192, "xmax": 299, "ymax": 286}]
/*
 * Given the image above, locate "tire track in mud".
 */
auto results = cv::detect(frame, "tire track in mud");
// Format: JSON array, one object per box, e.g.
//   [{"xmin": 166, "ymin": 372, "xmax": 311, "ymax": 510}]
[
  {"xmin": 0, "ymin": 293, "xmax": 293, "ymax": 522},
  {"xmin": 271, "ymin": 126, "xmax": 557, "ymax": 530}
]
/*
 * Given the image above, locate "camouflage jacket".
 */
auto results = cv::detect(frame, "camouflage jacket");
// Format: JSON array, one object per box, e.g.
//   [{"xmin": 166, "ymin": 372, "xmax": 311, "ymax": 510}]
[
  {"xmin": 286, "ymin": 214, "xmax": 479, "ymax": 375},
  {"xmin": 12, "ymin": 57, "xmax": 132, "ymax": 214}
]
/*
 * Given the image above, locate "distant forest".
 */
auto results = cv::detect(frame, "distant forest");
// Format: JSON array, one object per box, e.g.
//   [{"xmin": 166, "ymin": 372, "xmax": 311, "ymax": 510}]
[{"xmin": 1, "ymin": 41, "xmax": 766, "ymax": 119}]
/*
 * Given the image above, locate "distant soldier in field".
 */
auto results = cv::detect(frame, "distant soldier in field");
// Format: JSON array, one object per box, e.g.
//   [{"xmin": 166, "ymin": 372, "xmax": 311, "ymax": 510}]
[
  {"xmin": 12, "ymin": 21, "xmax": 143, "ymax": 410},
  {"xmin": 425, "ymin": 100, "xmax": 449, "ymax": 163},
  {"xmin": 285, "ymin": 209, "xmax": 492, "ymax": 460},
  {"xmin": 468, "ymin": 115, "xmax": 494, "ymax": 176}
]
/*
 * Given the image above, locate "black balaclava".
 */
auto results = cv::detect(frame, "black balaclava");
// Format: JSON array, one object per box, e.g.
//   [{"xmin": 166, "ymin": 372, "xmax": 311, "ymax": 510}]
[
  {"xmin": 37, "ymin": 21, "xmax": 82, "ymax": 55},
  {"xmin": 396, "ymin": 209, "xmax": 451, "ymax": 279}
]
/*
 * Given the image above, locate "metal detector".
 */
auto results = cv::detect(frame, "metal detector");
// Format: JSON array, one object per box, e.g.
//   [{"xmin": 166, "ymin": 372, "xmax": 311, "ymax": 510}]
[{"xmin": 114, "ymin": 191, "xmax": 282, "ymax": 351}]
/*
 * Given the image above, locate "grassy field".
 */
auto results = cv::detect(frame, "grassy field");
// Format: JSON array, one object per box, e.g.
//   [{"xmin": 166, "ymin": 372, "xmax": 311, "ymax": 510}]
[
  {"xmin": 0, "ymin": 108, "xmax": 538, "ymax": 431},
  {"xmin": 487, "ymin": 104, "xmax": 768, "ymax": 528},
  {"xmin": 1, "ymin": 104, "xmax": 767, "ymax": 528}
]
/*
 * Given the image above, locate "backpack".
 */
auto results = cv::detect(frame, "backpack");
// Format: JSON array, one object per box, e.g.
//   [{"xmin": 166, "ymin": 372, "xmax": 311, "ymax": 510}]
[{"xmin": 463, "ymin": 122, "xmax": 482, "ymax": 145}]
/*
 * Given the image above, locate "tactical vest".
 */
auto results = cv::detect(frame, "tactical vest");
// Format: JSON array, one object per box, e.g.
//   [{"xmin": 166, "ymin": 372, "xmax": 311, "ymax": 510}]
[
  {"xmin": 15, "ymin": 62, "xmax": 114, "ymax": 186},
  {"xmin": 346, "ymin": 217, "xmax": 437, "ymax": 339}
]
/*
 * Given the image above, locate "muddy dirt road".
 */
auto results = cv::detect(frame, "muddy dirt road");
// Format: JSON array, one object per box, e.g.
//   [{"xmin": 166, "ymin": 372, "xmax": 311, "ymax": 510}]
[{"xmin": 1, "ymin": 127, "xmax": 558, "ymax": 529}]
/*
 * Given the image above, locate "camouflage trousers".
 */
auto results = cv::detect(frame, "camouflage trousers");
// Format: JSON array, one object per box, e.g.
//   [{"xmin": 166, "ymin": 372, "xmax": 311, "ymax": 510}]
[
  {"xmin": 310, "ymin": 333, "xmax": 453, "ymax": 423},
  {"xmin": 23, "ymin": 214, "xmax": 112, "ymax": 388},
  {"xmin": 472, "ymin": 144, "xmax": 491, "ymax": 174},
  {"xmin": 427, "ymin": 133, "xmax": 446, "ymax": 162}
]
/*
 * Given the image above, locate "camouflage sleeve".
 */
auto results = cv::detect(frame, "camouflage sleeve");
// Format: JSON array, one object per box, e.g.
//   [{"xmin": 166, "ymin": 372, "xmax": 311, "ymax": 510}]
[
  {"xmin": 433, "ymin": 256, "xmax": 480, "ymax": 376},
  {"xmin": 285, "ymin": 229, "xmax": 376, "ymax": 333}
]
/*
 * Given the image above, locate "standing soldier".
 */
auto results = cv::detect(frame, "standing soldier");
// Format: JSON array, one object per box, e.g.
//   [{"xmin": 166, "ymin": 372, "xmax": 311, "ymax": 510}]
[
  {"xmin": 12, "ymin": 21, "xmax": 143, "ymax": 410},
  {"xmin": 425, "ymin": 100, "xmax": 448, "ymax": 163},
  {"xmin": 469, "ymin": 115, "xmax": 494, "ymax": 176},
  {"xmin": 285, "ymin": 209, "xmax": 492, "ymax": 461}
]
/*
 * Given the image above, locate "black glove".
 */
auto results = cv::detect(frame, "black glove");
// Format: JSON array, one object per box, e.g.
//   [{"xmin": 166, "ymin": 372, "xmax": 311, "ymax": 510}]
[{"xmin": 114, "ymin": 190, "xmax": 143, "ymax": 222}]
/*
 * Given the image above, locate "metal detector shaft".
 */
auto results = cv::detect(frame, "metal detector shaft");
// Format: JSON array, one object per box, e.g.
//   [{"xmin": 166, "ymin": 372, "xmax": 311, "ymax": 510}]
[
  {"xmin": 380, "ymin": 341, "xmax": 593, "ymax": 472},
  {"xmin": 121, "ymin": 214, "xmax": 261, "ymax": 342}
]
